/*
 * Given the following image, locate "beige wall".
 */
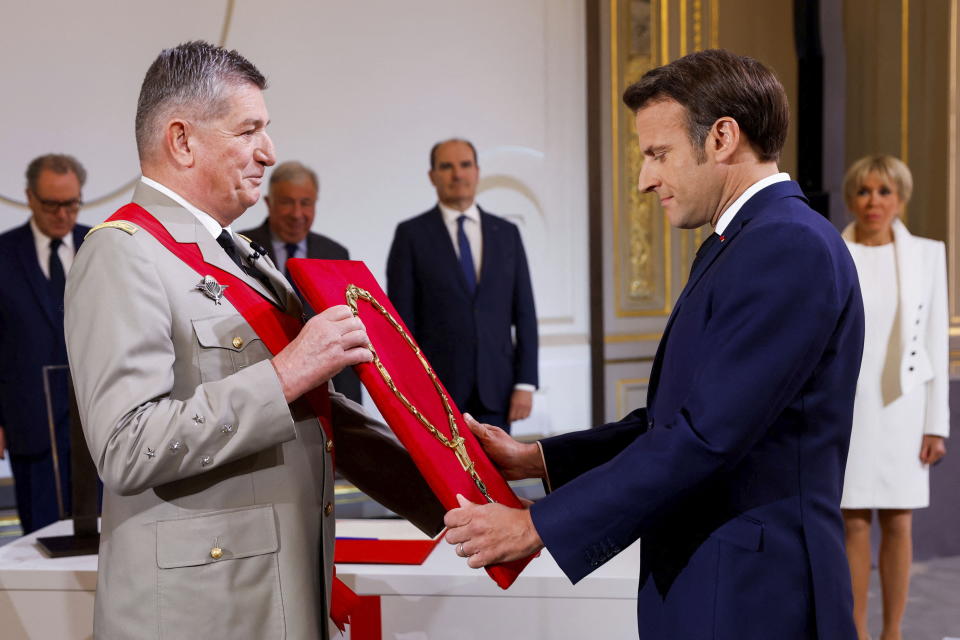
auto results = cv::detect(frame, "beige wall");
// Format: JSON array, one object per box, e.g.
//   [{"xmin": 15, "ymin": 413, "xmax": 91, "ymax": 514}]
[
  {"xmin": 717, "ymin": 0, "xmax": 798, "ymax": 179},
  {"xmin": 844, "ymin": 0, "xmax": 951, "ymax": 243}
]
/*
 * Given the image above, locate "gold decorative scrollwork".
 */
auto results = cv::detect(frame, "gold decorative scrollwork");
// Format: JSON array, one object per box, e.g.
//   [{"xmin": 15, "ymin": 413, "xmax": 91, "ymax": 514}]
[{"xmin": 344, "ymin": 284, "xmax": 494, "ymax": 503}]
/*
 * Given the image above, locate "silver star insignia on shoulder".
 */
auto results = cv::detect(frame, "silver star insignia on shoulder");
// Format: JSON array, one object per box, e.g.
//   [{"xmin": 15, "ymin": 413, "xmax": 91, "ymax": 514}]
[{"xmin": 196, "ymin": 275, "xmax": 228, "ymax": 305}]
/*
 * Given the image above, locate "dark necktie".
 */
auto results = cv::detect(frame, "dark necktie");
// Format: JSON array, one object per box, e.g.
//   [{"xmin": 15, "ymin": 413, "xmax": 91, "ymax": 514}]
[
  {"xmin": 457, "ymin": 215, "xmax": 477, "ymax": 295},
  {"xmin": 283, "ymin": 243, "xmax": 298, "ymax": 280},
  {"xmin": 283, "ymin": 242, "xmax": 306, "ymax": 304},
  {"xmin": 216, "ymin": 230, "xmax": 276, "ymax": 296},
  {"xmin": 49, "ymin": 237, "xmax": 65, "ymax": 312}
]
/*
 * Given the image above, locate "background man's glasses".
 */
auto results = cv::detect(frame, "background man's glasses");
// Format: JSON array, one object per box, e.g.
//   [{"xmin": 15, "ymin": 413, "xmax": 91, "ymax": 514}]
[{"xmin": 31, "ymin": 192, "xmax": 82, "ymax": 214}]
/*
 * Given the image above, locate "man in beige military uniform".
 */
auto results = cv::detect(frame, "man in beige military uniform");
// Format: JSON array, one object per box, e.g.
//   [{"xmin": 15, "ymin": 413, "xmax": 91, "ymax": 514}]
[{"xmin": 65, "ymin": 41, "xmax": 443, "ymax": 639}]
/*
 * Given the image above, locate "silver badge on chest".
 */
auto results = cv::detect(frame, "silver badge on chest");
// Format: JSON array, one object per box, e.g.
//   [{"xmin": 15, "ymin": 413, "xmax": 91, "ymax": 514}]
[{"xmin": 196, "ymin": 275, "xmax": 229, "ymax": 305}]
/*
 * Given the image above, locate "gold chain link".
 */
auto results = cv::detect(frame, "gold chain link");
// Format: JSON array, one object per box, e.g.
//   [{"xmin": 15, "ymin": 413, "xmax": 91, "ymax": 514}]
[{"xmin": 345, "ymin": 284, "xmax": 494, "ymax": 503}]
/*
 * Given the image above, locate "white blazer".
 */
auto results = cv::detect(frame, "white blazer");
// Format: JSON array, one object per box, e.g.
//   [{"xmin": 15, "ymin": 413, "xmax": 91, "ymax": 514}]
[{"xmin": 842, "ymin": 218, "xmax": 950, "ymax": 437}]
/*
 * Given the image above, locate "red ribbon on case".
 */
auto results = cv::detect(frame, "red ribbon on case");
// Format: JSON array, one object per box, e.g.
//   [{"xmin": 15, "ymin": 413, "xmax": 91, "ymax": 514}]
[{"xmin": 287, "ymin": 258, "xmax": 538, "ymax": 589}]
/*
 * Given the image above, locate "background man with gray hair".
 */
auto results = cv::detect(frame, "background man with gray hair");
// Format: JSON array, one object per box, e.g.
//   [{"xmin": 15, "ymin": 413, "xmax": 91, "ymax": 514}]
[
  {"xmin": 0, "ymin": 153, "xmax": 89, "ymax": 533},
  {"xmin": 241, "ymin": 160, "xmax": 362, "ymax": 403},
  {"xmin": 66, "ymin": 41, "xmax": 442, "ymax": 638}
]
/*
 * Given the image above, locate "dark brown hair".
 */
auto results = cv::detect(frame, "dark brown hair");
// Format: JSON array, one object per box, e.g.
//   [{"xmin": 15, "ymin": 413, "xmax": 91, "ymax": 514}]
[
  {"xmin": 429, "ymin": 138, "xmax": 478, "ymax": 170},
  {"xmin": 622, "ymin": 49, "xmax": 788, "ymax": 162}
]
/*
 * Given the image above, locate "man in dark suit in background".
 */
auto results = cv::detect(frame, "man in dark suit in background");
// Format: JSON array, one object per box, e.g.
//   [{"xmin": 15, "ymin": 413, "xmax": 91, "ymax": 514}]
[
  {"xmin": 387, "ymin": 138, "xmax": 538, "ymax": 432},
  {"xmin": 0, "ymin": 154, "xmax": 90, "ymax": 533},
  {"xmin": 240, "ymin": 160, "xmax": 361, "ymax": 403},
  {"xmin": 444, "ymin": 50, "xmax": 864, "ymax": 639}
]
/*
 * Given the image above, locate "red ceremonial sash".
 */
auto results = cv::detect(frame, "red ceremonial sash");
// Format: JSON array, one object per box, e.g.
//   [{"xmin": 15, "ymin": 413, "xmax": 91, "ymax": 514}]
[{"xmin": 103, "ymin": 204, "xmax": 359, "ymax": 630}]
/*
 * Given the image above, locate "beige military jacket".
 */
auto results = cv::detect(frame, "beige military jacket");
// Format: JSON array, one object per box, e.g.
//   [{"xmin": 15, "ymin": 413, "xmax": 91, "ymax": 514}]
[{"xmin": 65, "ymin": 183, "xmax": 443, "ymax": 639}]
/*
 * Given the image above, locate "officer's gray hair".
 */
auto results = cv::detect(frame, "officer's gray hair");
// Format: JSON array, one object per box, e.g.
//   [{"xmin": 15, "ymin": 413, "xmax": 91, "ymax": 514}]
[
  {"xmin": 135, "ymin": 41, "xmax": 267, "ymax": 161},
  {"xmin": 270, "ymin": 161, "xmax": 319, "ymax": 191}
]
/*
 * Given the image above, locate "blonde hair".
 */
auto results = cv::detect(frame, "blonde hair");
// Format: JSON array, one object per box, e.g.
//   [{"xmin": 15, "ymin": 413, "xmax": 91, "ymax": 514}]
[{"xmin": 843, "ymin": 154, "xmax": 913, "ymax": 211}]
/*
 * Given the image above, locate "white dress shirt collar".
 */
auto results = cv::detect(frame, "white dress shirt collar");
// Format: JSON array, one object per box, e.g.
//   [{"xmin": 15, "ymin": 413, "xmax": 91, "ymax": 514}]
[
  {"xmin": 438, "ymin": 201, "xmax": 480, "ymax": 225},
  {"xmin": 140, "ymin": 175, "xmax": 231, "ymax": 240},
  {"xmin": 29, "ymin": 215, "xmax": 75, "ymax": 252},
  {"xmin": 714, "ymin": 172, "xmax": 790, "ymax": 236},
  {"xmin": 29, "ymin": 216, "xmax": 76, "ymax": 278}
]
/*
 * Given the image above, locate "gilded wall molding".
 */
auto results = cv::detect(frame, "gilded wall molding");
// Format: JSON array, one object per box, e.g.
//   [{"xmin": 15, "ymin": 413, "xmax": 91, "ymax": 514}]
[
  {"xmin": 612, "ymin": 0, "xmax": 670, "ymax": 317},
  {"xmin": 610, "ymin": 0, "xmax": 716, "ymax": 317}
]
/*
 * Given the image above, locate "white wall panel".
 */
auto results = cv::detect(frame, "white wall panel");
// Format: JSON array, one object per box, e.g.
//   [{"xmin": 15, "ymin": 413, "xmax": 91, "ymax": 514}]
[{"xmin": 0, "ymin": 0, "xmax": 589, "ymax": 437}]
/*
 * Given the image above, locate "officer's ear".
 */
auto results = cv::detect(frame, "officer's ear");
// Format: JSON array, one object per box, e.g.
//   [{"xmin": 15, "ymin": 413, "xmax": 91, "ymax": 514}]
[{"xmin": 165, "ymin": 119, "xmax": 196, "ymax": 169}]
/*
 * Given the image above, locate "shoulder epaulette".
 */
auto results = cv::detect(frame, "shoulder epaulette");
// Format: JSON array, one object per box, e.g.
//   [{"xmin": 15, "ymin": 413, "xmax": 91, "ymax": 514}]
[{"xmin": 86, "ymin": 220, "xmax": 140, "ymax": 239}]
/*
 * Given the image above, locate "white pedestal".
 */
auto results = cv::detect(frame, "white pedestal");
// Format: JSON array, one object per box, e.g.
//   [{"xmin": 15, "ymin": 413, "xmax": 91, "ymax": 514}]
[{"xmin": 0, "ymin": 519, "xmax": 641, "ymax": 639}]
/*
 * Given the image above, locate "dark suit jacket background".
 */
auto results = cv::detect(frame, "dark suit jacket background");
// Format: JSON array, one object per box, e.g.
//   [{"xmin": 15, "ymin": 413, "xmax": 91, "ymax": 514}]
[
  {"xmin": 0, "ymin": 221, "xmax": 90, "ymax": 455},
  {"xmin": 530, "ymin": 182, "xmax": 864, "ymax": 639},
  {"xmin": 239, "ymin": 219, "xmax": 362, "ymax": 404},
  {"xmin": 386, "ymin": 206, "xmax": 538, "ymax": 418}
]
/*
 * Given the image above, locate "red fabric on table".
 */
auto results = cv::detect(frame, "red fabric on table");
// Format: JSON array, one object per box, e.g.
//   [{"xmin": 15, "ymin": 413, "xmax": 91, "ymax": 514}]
[
  {"xmin": 349, "ymin": 596, "xmax": 381, "ymax": 640},
  {"xmin": 335, "ymin": 537, "xmax": 441, "ymax": 565},
  {"xmin": 287, "ymin": 259, "xmax": 537, "ymax": 588}
]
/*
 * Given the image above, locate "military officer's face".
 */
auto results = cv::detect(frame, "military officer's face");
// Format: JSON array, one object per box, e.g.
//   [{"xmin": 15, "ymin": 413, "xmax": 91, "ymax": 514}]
[
  {"xmin": 26, "ymin": 169, "xmax": 82, "ymax": 239},
  {"xmin": 192, "ymin": 83, "xmax": 276, "ymax": 224},
  {"xmin": 265, "ymin": 178, "xmax": 317, "ymax": 244}
]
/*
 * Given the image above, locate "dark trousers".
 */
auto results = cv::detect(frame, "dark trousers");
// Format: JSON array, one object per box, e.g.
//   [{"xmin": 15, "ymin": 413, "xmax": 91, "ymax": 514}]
[
  {"xmin": 463, "ymin": 387, "xmax": 510, "ymax": 434},
  {"xmin": 10, "ymin": 444, "xmax": 72, "ymax": 534}
]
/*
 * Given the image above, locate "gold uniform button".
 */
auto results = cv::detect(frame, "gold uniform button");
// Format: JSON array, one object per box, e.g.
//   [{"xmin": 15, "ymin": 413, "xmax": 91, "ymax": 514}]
[
  {"xmin": 210, "ymin": 547, "xmax": 223, "ymax": 560},
  {"xmin": 325, "ymin": 439, "xmax": 334, "ymax": 453},
  {"xmin": 324, "ymin": 502, "xmax": 333, "ymax": 517},
  {"xmin": 232, "ymin": 336, "xmax": 244, "ymax": 349}
]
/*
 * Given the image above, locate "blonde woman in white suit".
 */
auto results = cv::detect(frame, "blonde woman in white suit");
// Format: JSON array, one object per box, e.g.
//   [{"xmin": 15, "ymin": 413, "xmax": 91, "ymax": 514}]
[{"xmin": 840, "ymin": 154, "xmax": 949, "ymax": 640}]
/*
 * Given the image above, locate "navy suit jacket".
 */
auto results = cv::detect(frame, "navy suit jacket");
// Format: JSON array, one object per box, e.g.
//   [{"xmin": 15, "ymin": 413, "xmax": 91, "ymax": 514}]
[
  {"xmin": 0, "ymin": 221, "xmax": 90, "ymax": 455},
  {"xmin": 531, "ymin": 182, "xmax": 863, "ymax": 639},
  {"xmin": 239, "ymin": 219, "xmax": 361, "ymax": 403},
  {"xmin": 386, "ymin": 206, "xmax": 538, "ymax": 414}
]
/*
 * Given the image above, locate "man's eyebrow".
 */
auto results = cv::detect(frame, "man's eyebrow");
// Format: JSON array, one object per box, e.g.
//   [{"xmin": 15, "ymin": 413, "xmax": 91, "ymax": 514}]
[
  {"xmin": 643, "ymin": 144, "xmax": 669, "ymax": 156},
  {"xmin": 238, "ymin": 118, "xmax": 268, "ymax": 128}
]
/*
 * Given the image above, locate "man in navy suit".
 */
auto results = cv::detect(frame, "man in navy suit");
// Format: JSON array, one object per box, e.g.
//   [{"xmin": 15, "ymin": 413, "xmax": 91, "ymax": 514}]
[
  {"xmin": 387, "ymin": 139, "xmax": 538, "ymax": 432},
  {"xmin": 445, "ymin": 50, "xmax": 864, "ymax": 638},
  {"xmin": 239, "ymin": 160, "xmax": 362, "ymax": 404},
  {"xmin": 0, "ymin": 154, "xmax": 91, "ymax": 533}
]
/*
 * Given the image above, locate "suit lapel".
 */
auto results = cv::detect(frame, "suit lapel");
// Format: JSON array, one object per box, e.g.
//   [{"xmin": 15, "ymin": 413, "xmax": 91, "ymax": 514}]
[
  {"xmin": 477, "ymin": 208, "xmax": 496, "ymax": 294},
  {"xmin": 14, "ymin": 223, "xmax": 57, "ymax": 327},
  {"xmin": 647, "ymin": 181, "xmax": 808, "ymax": 409}
]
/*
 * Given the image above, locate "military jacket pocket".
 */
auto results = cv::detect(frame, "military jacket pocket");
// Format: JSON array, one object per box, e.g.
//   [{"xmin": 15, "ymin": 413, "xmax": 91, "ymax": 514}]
[
  {"xmin": 192, "ymin": 315, "xmax": 270, "ymax": 383},
  {"xmin": 157, "ymin": 505, "xmax": 284, "ymax": 639}
]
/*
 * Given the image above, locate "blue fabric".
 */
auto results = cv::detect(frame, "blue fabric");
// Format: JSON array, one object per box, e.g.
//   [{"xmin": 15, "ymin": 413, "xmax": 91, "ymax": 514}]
[
  {"xmin": 0, "ymin": 222, "xmax": 88, "ymax": 532},
  {"xmin": 456, "ymin": 215, "xmax": 477, "ymax": 295},
  {"xmin": 48, "ymin": 238, "xmax": 65, "ymax": 315},
  {"xmin": 532, "ymin": 181, "xmax": 863, "ymax": 639},
  {"xmin": 387, "ymin": 206, "xmax": 538, "ymax": 424},
  {"xmin": 283, "ymin": 242, "xmax": 298, "ymax": 279}
]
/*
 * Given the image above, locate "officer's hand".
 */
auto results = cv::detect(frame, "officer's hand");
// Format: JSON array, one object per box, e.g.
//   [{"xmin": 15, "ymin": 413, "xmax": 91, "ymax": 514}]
[
  {"xmin": 272, "ymin": 305, "xmax": 373, "ymax": 403},
  {"xmin": 464, "ymin": 413, "xmax": 544, "ymax": 481}
]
